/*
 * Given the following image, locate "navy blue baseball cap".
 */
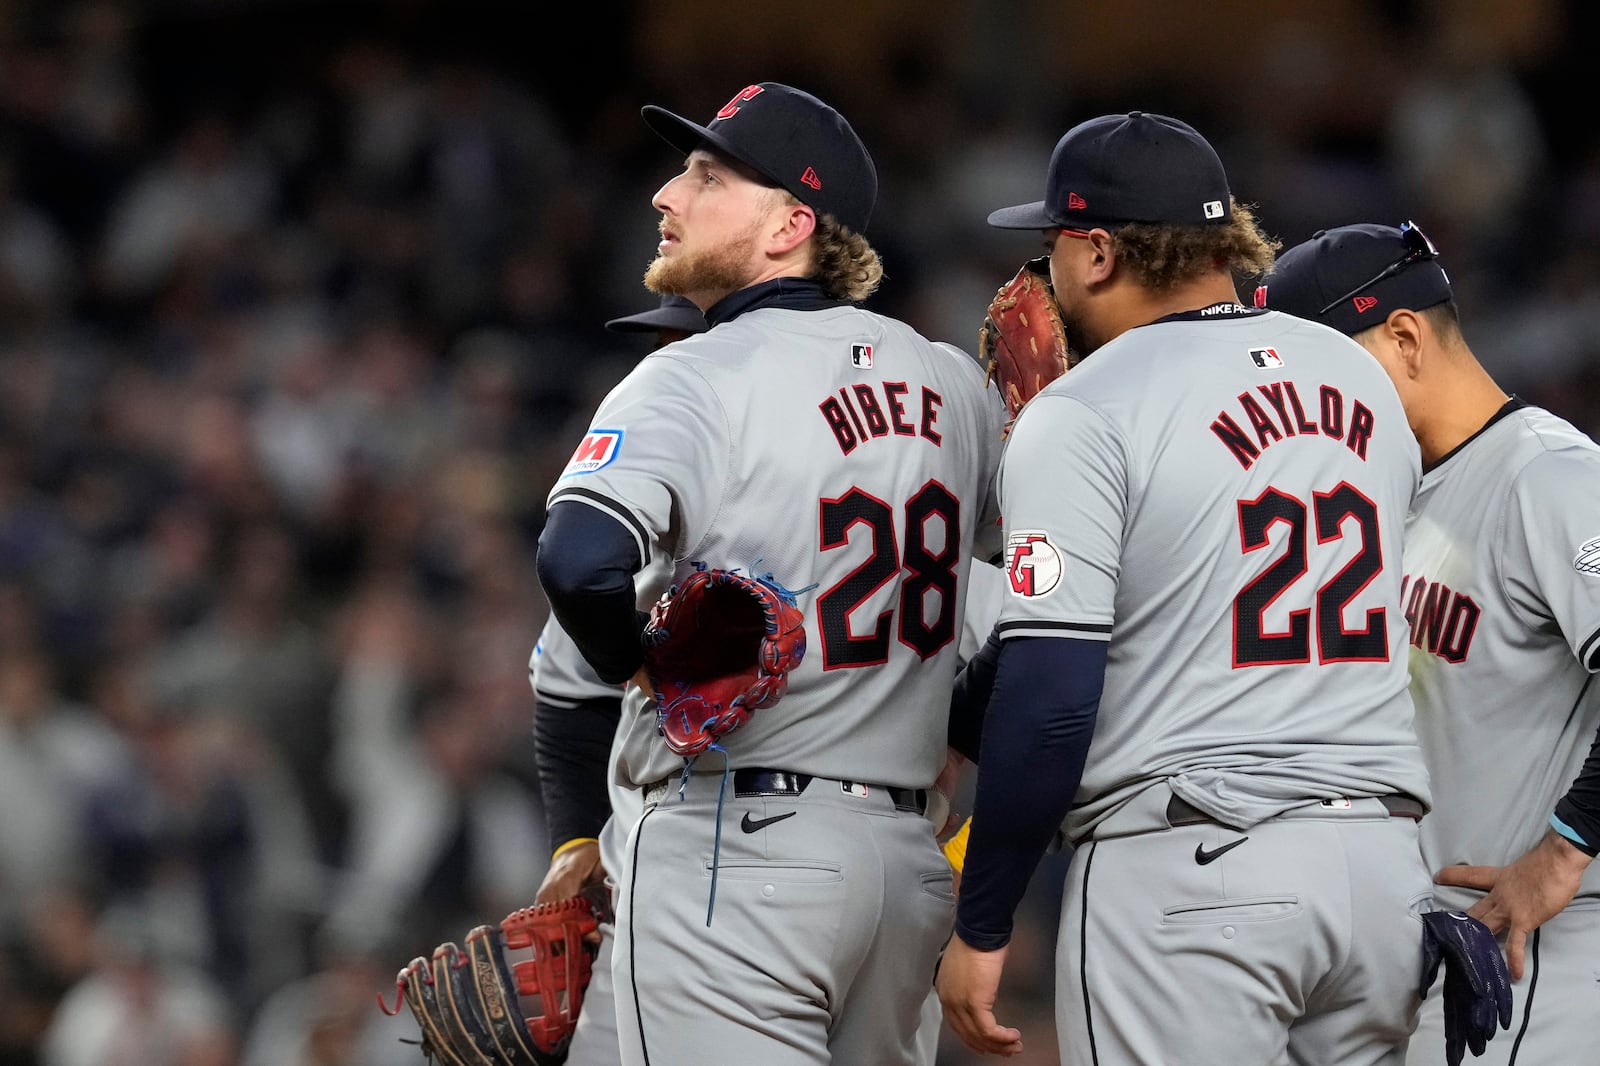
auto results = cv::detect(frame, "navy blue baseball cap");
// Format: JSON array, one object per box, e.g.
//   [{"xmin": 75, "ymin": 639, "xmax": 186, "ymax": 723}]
[
  {"xmin": 642, "ymin": 82, "xmax": 878, "ymax": 233},
  {"xmin": 1256, "ymin": 222, "xmax": 1453, "ymax": 337},
  {"xmin": 605, "ymin": 294, "xmax": 708, "ymax": 335},
  {"xmin": 989, "ymin": 111, "xmax": 1232, "ymax": 231}
]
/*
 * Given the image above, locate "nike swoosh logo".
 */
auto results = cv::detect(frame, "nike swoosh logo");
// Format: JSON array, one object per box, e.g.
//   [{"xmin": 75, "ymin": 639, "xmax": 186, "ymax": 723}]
[
  {"xmin": 1194, "ymin": 837, "xmax": 1249, "ymax": 865},
  {"xmin": 741, "ymin": 811, "xmax": 798, "ymax": 833}
]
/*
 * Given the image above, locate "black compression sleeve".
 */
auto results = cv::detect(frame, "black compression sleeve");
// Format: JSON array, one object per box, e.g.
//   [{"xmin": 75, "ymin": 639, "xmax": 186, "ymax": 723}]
[
  {"xmin": 1554, "ymin": 716, "xmax": 1600, "ymax": 857},
  {"xmin": 533, "ymin": 695, "xmax": 622, "ymax": 851},
  {"xmin": 948, "ymin": 629, "xmax": 1002, "ymax": 762},
  {"xmin": 955, "ymin": 635, "xmax": 1107, "ymax": 950},
  {"xmin": 535, "ymin": 501, "xmax": 648, "ymax": 684}
]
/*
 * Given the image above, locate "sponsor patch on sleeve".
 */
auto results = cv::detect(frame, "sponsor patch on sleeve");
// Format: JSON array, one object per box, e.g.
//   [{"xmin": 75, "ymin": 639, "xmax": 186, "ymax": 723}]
[
  {"xmin": 1005, "ymin": 530, "xmax": 1063, "ymax": 597},
  {"xmin": 1574, "ymin": 535, "xmax": 1600, "ymax": 575},
  {"xmin": 561, "ymin": 429, "xmax": 623, "ymax": 477}
]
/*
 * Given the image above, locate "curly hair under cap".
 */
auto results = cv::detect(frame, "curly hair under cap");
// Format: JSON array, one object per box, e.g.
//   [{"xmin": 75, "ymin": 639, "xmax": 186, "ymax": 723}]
[
  {"xmin": 1110, "ymin": 199, "xmax": 1280, "ymax": 293},
  {"xmin": 810, "ymin": 212, "xmax": 883, "ymax": 303}
]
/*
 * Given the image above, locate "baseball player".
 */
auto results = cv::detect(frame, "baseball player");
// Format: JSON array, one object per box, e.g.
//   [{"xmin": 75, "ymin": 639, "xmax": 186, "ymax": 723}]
[
  {"xmin": 534, "ymin": 82, "xmax": 1006, "ymax": 1066},
  {"xmin": 937, "ymin": 112, "xmax": 1437, "ymax": 1066},
  {"xmin": 1259, "ymin": 222, "xmax": 1600, "ymax": 1065},
  {"xmin": 530, "ymin": 293, "xmax": 708, "ymax": 1066}
]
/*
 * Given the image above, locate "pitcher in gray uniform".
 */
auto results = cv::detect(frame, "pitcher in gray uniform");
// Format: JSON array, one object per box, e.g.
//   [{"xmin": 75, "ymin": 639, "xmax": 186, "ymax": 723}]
[
  {"xmin": 1261, "ymin": 221, "xmax": 1600, "ymax": 1065},
  {"xmin": 937, "ymin": 112, "xmax": 1436, "ymax": 1066},
  {"xmin": 534, "ymin": 82, "xmax": 1005, "ymax": 1066},
  {"xmin": 530, "ymin": 293, "xmax": 706, "ymax": 1066}
]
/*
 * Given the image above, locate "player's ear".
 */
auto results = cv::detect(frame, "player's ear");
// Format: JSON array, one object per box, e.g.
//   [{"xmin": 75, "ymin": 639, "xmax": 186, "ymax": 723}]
[
  {"xmin": 1384, "ymin": 309, "xmax": 1427, "ymax": 380},
  {"xmin": 1084, "ymin": 229, "xmax": 1117, "ymax": 284},
  {"xmin": 769, "ymin": 201, "xmax": 816, "ymax": 256}
]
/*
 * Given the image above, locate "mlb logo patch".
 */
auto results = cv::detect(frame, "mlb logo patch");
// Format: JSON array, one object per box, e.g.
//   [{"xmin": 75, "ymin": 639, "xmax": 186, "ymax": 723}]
[
  {"xmin": 561, "ymin": 429, "xmax": 622, "ymax": 477},
  {"xmin": 851, "ymin": 343, "xmax": 873, "ymax": 369},
  {"xmin": 1203, "ymin": 199, "xmax": 1225, "ymax": 219},
  {"xmin": 1249, "ymin": 347, "xmax": 1283, "ymax": 369},
  {"xmin": 842, "ymin": 782, "xmax": 870, "ymax": 798}
]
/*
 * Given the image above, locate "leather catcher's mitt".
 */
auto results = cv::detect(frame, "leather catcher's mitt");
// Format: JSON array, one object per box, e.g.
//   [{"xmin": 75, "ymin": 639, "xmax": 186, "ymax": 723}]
[
  {"xmin": 382, "ymin": 891, "xmax": 609, "ymax": 1065},
  {"xmin": 978, "ymin": 255, "xmax": 1076, "ymax": 434},
  {"xmin": 642, "ymin": 565, "xmax": 806, "ymax": 757}
]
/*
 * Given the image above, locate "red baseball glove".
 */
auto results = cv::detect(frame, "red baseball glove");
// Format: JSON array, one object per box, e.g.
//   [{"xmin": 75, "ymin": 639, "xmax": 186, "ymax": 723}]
[
  {"xmin": 642, "ymin": 565, "xmax": 807, "ymax": 757},
  {"xmin": 978, "ymin": 255, "xmax": 1078, "ymax": 434},
  {"xmin": 382, "ymin": 891, "xmax": 609, "ymax": 1065}
]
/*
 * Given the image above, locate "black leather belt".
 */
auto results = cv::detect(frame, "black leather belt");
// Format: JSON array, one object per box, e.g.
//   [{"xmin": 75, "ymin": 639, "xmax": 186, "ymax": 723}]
[
  {"xmin": 1167, "ymin": 794, "xmax": 1424, "ymax": 827},
  {"xmin": 733, "ymin": 768, "xmax": 927, "ymax": 815}
]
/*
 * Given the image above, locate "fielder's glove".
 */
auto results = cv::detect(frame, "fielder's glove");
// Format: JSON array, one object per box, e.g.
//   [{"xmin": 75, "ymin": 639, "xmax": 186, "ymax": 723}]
[
  {"xmin": 977, "ymin": 255, "xmax": 1077, "ymax": 435},
  {"xmin": 1418, "ymin": 910, "xmax": 1514, "ymax": 1066},
  {"xmin": 383, "ymin": 890, "xmax": 610, "ymax": 1065},
  {"xmin": 642, "ymin": 565, "xmax": 806, "ymax": 758}
]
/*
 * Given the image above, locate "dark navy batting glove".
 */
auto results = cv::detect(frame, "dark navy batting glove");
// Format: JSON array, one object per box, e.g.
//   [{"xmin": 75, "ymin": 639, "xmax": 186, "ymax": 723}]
[{"xmin": 1419, "ymin": 910, "xmax": 1513, "ymax": 1066}]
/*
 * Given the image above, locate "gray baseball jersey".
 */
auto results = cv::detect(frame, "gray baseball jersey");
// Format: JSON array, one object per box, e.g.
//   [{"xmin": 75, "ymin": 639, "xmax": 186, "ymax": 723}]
[
  {"xmin": 998, "ymin": 307, "xmax": 1435, "ymax": 1066},
  {"xmin": 549, "ymin": 303, "xmax": 1005, "ymax": 792},
  {"xmin": 549, "ymin": 302, "xmax": 1004, "ymax": 1066},
  {"xmin": 530, "ymin": 616, "xmax": 622, "ymax": 709},
  {"xmin": 998, "ymin": 309, "xmax": 1431, "ymax": 839},
  {"xmin": 1398, "ymin": 402, "xmax": 1600, "ymax": 1064}
]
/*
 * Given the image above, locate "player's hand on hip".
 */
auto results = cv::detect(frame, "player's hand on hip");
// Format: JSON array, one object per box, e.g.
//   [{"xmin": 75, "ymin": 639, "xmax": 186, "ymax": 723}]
[
  {"xmin": 936, "ymin": 938, "xmax": 1023, "ymax": 1056},
  {"xmin": 1435, "ymin": 829, "xmax": 1593, "ymax": 981}
]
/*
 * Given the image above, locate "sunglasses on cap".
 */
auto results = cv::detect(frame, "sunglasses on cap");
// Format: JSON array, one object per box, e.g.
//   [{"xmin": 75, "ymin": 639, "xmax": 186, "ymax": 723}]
[{"xmin": 1317, "ymin": 221, "xmax": 1439, "ymax": 317}]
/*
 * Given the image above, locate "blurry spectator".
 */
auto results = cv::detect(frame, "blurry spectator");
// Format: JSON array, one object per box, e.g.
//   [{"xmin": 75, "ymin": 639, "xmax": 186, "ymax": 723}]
[
  {"xmin": 148, "ymin": 520, "xmax": 341, "ymax": 857},
  {"xmin": 40, "ymin": 902, "xmax": 237, "ymax": 1066},
  {"xmin": 240, "ymin": 930, "xmax": 418, "ymax": 1066},
  {"xmin": 0, "ymin": 641, "xmax": 126, "ymax": 931},
  {"xmin": 94, "ymin": 110, "xmax": 277, "ymax": 302}
]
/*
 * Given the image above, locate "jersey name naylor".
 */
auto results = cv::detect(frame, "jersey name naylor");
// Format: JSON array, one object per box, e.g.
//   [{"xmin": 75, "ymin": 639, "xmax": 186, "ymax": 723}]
[{"xmin": 1209, "ymin": 380, "xmax": 1375, "ymax": 470}]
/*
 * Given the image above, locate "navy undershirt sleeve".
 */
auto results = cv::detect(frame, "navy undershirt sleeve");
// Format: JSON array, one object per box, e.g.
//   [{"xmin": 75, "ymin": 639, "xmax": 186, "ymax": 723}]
[
  {"xmin": 1554, "ymin": 717, "xmax": 1600, "ymax": 857},
  {"xmin": 533, "ymin": 695, "xmax": 622, "ymax": 851},
  {"xmin": 955, "ymin": 635, "xmax": 1108, "ymax": 951},
  {"xmin": 948, "ymin": 629, "xmax": 1002, "ymax": 762},
  {"xmin": 535, "ymin": 500, "xmax": 648, "ymax": 685}
]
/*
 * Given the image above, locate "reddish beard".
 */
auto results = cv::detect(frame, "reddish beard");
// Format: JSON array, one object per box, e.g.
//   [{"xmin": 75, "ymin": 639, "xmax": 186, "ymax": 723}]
[{"xmin": 644, "ymin": 224, "xmax": 761, "ymax": 298}]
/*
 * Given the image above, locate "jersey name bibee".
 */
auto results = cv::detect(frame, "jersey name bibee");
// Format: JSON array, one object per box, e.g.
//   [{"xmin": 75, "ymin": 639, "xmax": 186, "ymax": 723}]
[
  {"xmin": 1209, "ymin": 380, "xmax": 1375, "ymax": 470},
  {"xmin": 819, "ymin": 380, "xmax": 945, "ymax": 455}
]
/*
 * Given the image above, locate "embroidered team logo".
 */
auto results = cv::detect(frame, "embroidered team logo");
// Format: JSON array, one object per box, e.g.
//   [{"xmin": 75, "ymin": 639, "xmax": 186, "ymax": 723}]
[
  {"xmin": 561, "ymin": 429, "xmax": 622, "ymax": 477},
  {"xmin": 1006, "ymin": 530, "xmax": 1063, "ymax": 596},
  {"xmin": 1249, "ymin": 347, "xmax": 1283, "ymax": 369},
  {"xmin": 1574, "ymin": 536, "xmax": 1600, "ymax": 575},
  {"xmin": 851, "ymin": 343, "xmax": 873, "ymax": 369}
]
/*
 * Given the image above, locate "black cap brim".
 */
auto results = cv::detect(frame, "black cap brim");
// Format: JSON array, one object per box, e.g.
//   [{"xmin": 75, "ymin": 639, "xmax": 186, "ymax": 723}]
[
  {"xmin": 641, "ymin": 105, "xmax": 780, "ymax": 189},
  {"xmin": 987, "ymin": 201, "xmax": 1059, "ymax": 230},
  {"xmin": 605, "ymin": 304, "xmax": 707, "ymax": 335}
]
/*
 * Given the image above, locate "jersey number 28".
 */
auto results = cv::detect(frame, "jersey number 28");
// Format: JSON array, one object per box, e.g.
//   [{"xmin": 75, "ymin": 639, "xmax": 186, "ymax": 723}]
[
  {"xmin": 816, "ymin": 483, "xmax": 960, "ymax": 668},
  {"xmin": 1233, "ymin": 482, "xmax": 1388, "ymax": 667}
]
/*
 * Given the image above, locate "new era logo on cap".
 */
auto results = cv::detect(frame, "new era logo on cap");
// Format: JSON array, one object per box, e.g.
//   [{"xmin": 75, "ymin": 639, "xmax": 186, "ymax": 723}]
[
  {"xmin": 801, "ymin": 166, "xmax": 822, "ymax": 191},
  {"xmin": 1068, "ymin": 192, "xmax": 1087, "ymax": 210},
  {"xmin": 1353, "ymin": 295, "xmax": 1379, "ymax": 313}
]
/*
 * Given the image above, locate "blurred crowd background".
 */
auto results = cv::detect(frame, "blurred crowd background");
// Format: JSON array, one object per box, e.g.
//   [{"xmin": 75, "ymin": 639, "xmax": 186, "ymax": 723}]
[{"xmin": 0, "ymin": 1, "xmax": 1596, "ymax": 1063}]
